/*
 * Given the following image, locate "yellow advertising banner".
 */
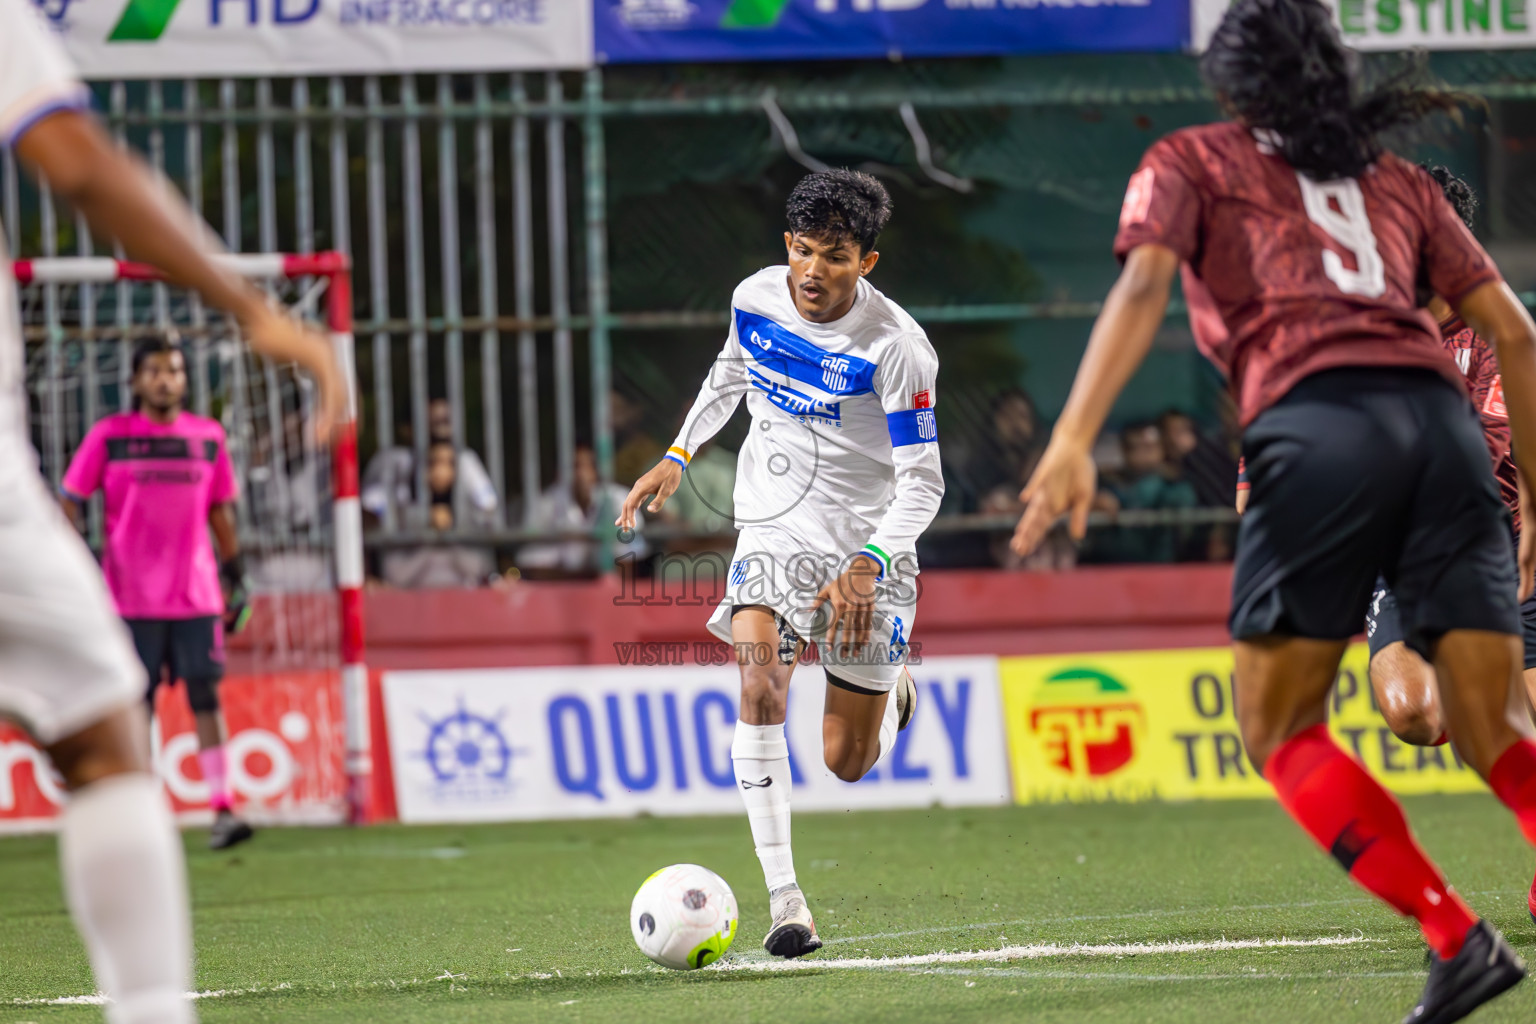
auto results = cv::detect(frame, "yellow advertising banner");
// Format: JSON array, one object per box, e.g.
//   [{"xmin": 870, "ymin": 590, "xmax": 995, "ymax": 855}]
[{"xmin": 999, "ymin": 645, "xmax": 1486, "ymax": 803}]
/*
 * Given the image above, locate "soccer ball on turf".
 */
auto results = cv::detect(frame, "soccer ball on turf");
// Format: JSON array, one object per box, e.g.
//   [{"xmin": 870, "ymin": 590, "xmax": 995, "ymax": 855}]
[{"xmin": 630, "ymin": 863, "xmax": 738, "ymax": 970}]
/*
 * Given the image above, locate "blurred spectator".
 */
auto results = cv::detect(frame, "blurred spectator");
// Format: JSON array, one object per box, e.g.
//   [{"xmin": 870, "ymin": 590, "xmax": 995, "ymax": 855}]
[
  {"xmin": 960, "ymin": 388, "xmax": 1044, "ymax": 506},
  {"xmin": 1157, "ymin": 409, "xmax": 1239, "ymax": 508},
  {"xmin": 362, "ymin": 398, "xmax": 499, "ymax": 528},
  {"xmin": 660, "ymin": 401, "xmax": 736, "ymax": 545},
  {"xmin": 1090, "ymin": 421, "xmax": 1196, "ymax": 564},
  {"xmin": 379, "ymin": 441, "xmax": 501, "ymax": 589},
  {"xmin": 611, "ymin": 387, "xmax": 665, "ymax": 486},
  {"xmin": 245, "ymin": 400, "xmax": 332, "ymax": 592},
  {"xmin": 519, "ymin": 443, "xmax": 649, "ymax": 576}
]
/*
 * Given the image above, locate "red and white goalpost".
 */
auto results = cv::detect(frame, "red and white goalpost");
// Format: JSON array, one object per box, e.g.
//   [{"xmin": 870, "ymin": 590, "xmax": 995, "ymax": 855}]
[{"xmin": 7, "ymin": 252, "xmax": 372, "ymax": 827}]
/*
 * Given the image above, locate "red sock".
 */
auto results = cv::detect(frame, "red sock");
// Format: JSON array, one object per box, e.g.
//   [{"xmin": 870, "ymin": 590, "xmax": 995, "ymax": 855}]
[
  {"xmin": 1487, "ymin": 739, "xmax": 1536, "ymax": 846},
  {"xmin": 1266, "ymin": 725, "xmax": 1476, "ymax": 958}
]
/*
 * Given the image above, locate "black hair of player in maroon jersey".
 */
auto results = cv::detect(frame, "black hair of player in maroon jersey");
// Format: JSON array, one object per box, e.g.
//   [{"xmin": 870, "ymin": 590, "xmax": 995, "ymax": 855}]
[
  {"xmin": 1423, "ymin": 164, "xmax": 1477, "ymax": 230},
  {"xmin": 1201, "ymin": 0, "xmax": 1468, "ymax": 181},
  {"xmin": 785, "ymin": 169, "xmax": 892, "ymax": 255}
]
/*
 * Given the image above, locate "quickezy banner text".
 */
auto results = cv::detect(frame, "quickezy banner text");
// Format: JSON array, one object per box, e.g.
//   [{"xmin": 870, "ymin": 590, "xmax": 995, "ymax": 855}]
[{"xmin": 382, "ymin": 658, "xmax": 1011, "ymax": 824}]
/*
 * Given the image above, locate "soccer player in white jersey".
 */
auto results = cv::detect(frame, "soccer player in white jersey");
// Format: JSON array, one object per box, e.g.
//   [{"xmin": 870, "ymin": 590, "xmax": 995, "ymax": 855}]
[
  {"xmin": 617, "ymin": 170, "xmax": 943, "ymax": 958},
  {"xmin": 0, "ymin": 1, "xmax": 342, "ymax": 1020}
]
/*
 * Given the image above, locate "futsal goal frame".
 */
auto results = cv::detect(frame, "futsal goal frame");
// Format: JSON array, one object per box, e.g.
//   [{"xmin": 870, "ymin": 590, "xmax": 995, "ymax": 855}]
[{"xmin": 13, "ymin": 251, "xmax": 372, "ymax": 824}]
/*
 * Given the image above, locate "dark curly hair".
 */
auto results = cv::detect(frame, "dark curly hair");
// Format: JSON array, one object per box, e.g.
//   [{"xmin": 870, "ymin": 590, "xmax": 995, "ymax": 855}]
[
  {"xmin": 785, "ymin": 169, "xmax": 892, "ymax": 254},
  {"xmin": 1423, "ymin": 164, "xmax": 1477, "ymax": 229},
  {"xmin": 1201, "ymin": 0, "xmax": 1470, "ymax": 181}
]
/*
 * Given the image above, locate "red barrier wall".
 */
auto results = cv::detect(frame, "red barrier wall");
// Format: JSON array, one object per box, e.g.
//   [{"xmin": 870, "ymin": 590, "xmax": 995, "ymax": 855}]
[{"xmin": 352, "ymin": 564, "xmax": 1235, "ymax": 670}]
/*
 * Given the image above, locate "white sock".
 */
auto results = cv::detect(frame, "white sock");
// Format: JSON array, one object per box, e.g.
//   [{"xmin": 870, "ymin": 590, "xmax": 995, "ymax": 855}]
[
  {"xmin": 731, "ymin": 721, "xmax": 797, "ymax": 892},
  {"xmin": 872, "ymin": 685, "xmax": 901, "ymax": 772},
  {"xmin": 60, "ymin": 773, "xmax": 196, "ymax": 1024}
]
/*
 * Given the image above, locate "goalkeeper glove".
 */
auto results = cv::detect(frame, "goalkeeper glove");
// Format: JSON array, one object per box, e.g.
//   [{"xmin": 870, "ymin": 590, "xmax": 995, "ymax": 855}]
[{"xmin": 220, "ymin": 555, "xmax": 253, "ymax": 635}]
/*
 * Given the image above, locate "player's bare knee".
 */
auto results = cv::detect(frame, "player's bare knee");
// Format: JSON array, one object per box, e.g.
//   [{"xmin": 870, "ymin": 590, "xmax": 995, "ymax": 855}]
[
  {"xmin": 821, "ymin": 723, "xmax": 873, "ymax": 782},
  {"xmin": 738, "ymin": 665, "xmax": 788, "ymax": 725},
  {"xmin": 1375, "ymin": 684, "xmax": 1444, "ymax": 746},
  {"xmin": 45, "ymin": 704, "xmax": 151, "ymax": 790},
  {"xmin": 824, "ymin": 743, "xmax": 868, "ymax": 783}
]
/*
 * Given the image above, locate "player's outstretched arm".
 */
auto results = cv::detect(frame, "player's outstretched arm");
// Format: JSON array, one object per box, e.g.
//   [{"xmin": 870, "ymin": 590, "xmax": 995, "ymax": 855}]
[
  {"xmin": 1012, "ymin": 243, "xmax": 1179, "ymax": 556},
  {"xmin": 14, "ymin": 111, "xmax": 344, "ymax": 438},
  {"xmin": 1460, "ymin": 280, "xmax": 1536, "ymax": 600}
]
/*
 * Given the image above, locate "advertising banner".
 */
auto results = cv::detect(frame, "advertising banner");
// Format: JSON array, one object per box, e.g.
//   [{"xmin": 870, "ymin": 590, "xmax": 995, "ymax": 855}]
[
  {"xmin": 31, "ymin": 0, "xmax": 592, "ymax": 80},
  {"xmin": 1000, "ymin": 645, "xmax": 1485, "ymax": 804},
  {"xmin": 1193, "ymin": 0, "xmax": 1536, "ymax": 51},
  {"xmin": 595, "ymin": 0, "xmax": 1190, "ymax": 65},
  {"xmin": 382, "ymin": 657, "xmax": 1010, "ymax": 824},
  {"xmin": 0, "ymin": 670, "xmax": 347, "ymax": 831}
]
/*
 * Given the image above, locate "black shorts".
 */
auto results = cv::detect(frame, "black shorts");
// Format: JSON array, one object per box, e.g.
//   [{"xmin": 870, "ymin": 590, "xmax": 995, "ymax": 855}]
[
  {"xmin": 1231, "ymin": 367, "xmax": 1520, "ymax": 659},
  {"xmin": 1367, "ymin": 576, "xmax": 1536, "ymax": 670},
  {"xmin": 127, "ymin": 616, "xmax": 226, "ymax": 713}
]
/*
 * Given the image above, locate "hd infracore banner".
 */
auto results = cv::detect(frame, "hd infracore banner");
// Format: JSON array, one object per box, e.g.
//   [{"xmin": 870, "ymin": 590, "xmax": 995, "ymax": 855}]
[
  {"xmin": 1000, "ymin": 645, "xmax": 1487, "ymax": 804},
  {"xmin": 30, "ymin": 0, "xmax": 592, "ymax": 78},
  {"xmin": 596, "ymin": 0, "xmax": 1191, "ymax": 64}
]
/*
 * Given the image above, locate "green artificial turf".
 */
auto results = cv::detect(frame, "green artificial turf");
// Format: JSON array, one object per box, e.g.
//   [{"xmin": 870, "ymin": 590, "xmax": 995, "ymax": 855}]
[{"xmin": 4, "ymin": 797, "xmax": 1535, "ymax": 1023}]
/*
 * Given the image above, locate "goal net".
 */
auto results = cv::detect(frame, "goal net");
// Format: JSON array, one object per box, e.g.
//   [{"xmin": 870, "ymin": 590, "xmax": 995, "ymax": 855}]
[{"xmin": 11, "ymin": 254, "xmax": 370, "ymax": 827}]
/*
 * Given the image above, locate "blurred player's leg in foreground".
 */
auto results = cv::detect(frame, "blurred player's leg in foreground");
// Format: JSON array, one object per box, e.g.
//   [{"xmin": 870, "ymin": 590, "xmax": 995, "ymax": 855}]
[
  {"xmin": 2, "ymin": 0, "xmax": 342, "ymax": 1012},
  {"xmin": 0, "ymin": 475, "xmax": 196, "ymax": 1024},
  {"xmin": 47, "ymin": 708, "xmax": 194, "ymax": 1024}
]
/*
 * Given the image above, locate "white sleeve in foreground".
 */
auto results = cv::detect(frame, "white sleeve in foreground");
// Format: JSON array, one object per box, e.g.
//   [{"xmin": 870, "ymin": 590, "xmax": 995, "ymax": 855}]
[
  {"xmin": 859, "ymin": 335, "xmax": 943, "ymax": 579},
  {"xmin": 666, "ymin": 316, "xmax": 750, "ymax": 470},
  {"xmin": 0, "ymin": 0, "xmax": 89, "ymax": 148}
]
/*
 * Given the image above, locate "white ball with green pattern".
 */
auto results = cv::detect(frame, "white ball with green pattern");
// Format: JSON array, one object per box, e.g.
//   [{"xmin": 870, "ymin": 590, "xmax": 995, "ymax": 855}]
[{"xmin": 630, "ymin": 864, "xmax": 739, "ymax": 970}]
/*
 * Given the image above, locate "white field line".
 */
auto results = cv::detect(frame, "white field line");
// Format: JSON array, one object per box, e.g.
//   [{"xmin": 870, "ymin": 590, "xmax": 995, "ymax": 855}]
[
  {"xmin": 823, "ymin": 898, "xmax": 1364, "ymax": 946},
  {"xmin": 3, "ymin": 935, "xmax": 1380, "ymax": 1007},
  {"xmin": 880, "ymin": 967, "xmax": 1425, "ymax": 981},
  {"xmin": 708, "ymin": 935, "xmax": 1376, "ymax": 974},
  {"xmin": 824, "ymin": 887, "xmax": 1529, "ymax": 946}
]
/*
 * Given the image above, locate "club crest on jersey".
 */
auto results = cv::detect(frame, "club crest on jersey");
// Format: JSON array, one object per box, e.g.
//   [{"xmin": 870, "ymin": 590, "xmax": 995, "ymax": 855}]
[
  {"xmin": 821, "ymin": 355, "xmax": 852, "ymax": 392},
  {"xmin": 916, "ymin": 409, "xmax": 937, "ymax": 441}
]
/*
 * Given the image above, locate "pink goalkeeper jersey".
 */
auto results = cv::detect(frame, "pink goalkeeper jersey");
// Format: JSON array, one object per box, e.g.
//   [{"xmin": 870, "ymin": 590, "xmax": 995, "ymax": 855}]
[{"xmin": 62, "ymin": 411, "xmax": 237, "ymax": 620}]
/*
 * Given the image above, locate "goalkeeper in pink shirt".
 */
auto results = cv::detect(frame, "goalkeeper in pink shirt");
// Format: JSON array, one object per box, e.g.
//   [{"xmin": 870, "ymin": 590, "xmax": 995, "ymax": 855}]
[{"xmin": 62, "ymin": 338, "xmax": 254, "ymax": 851}]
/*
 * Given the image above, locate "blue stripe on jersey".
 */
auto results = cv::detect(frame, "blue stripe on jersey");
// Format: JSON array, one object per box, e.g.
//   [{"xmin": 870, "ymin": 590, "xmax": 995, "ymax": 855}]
[
  {"xmin": 734, "ymin": 308, "xmax": 877, "ymax": 398},
  {"xmin": 887, "ymin": 408, "xmax": 939, "ymax": 447}
]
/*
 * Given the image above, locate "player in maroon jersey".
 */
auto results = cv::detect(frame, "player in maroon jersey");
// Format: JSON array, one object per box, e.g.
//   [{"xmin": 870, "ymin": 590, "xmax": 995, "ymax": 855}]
[
  {"xmin": 1013, "ymin": 1, "xmax": 1536, "ymax": 1020},
  {"xmin": 1361, "ymin": 167, "xmax": 1531, "ymax": 748}
]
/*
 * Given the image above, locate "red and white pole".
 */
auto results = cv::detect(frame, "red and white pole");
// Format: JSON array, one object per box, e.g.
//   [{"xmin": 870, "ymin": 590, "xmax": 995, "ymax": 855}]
[{"xmin": 323, "ymin": 257, "xmax": 372, "ymax": 825}]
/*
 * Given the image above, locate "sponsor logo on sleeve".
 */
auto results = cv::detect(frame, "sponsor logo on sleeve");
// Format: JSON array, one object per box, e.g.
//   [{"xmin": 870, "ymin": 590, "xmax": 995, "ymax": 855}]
[
  {"xmin": 913, "ymin": 390, "xmax": 931, "ymax": 409},
  {"xmin": 1119, "ymin": 166, "xmax": 1155, "ymax": 228},
  {"xmin": 916, "ymin": 409, "xmax": 937, "ymax": 441},
  {"xmin": 1485, "ymin": 376, "xmax": 1507, "ymax": 420}
]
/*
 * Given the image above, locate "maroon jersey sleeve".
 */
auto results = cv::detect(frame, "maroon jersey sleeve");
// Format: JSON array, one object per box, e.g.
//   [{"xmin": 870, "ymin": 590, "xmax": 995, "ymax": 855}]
[
  {"xmin": 1114, "ymin": 138, "xmax": 1202, "ymax": 264},
  {"xmin": 1443, "ymin": 321, "xmax": 1519, "ymax": 528},
  {"xmin": 1416, "ymin": 169, "xmax": 1501, "ymax": 306}
]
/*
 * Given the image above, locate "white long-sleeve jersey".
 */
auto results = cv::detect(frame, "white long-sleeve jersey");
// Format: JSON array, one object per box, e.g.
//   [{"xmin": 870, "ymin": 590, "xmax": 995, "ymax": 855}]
[{"xmin": 667, "ymin": 266, "xmax": 943, "ymax": 580}]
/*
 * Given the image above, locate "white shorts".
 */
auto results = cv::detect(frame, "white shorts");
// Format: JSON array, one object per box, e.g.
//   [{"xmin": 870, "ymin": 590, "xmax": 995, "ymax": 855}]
[
  {"xmin": 0, "ymin": 474, "xmax": 145, "ymax": 745},
  {"xmin": 705, "ymin": 525, "xmax": 918, "ymax": 693}
]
